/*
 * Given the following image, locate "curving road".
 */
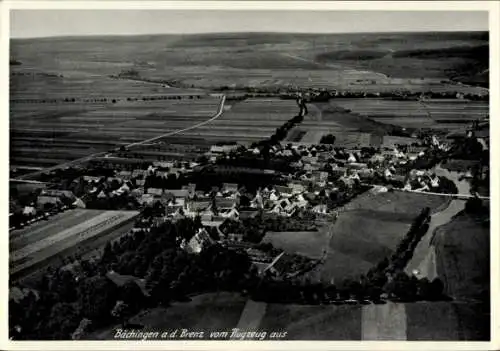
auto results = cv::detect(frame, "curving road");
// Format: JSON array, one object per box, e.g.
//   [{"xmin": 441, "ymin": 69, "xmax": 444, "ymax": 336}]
[
  {"xmin": 404, "ymin": 165, "xmax": 472, "ymax": 279},
  {"xmin": 16, "ymin": 95, "xmax": 226, "ymax": 181}
]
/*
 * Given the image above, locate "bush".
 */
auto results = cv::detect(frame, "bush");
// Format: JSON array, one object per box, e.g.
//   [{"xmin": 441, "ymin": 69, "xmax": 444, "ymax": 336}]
[{"xmin": 320, "ymin": 134, "xmax": 336, "ymax": 144}]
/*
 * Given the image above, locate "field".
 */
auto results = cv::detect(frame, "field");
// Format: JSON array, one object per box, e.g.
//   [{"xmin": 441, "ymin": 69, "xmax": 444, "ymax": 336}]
[
  {"xmin": 161, "ymin": 98, "xmax": 299, "ymax": 146},
  {"xmin": 10, "ymin": 31, "xmax": 489, "ymax": 172},
  {"xmin": 330, "ymin": 98, "xmax": 489, "ymax": 129},
  {"xmin": 316, "ymin": 191, "xmax": 449, "ymax": 282},
  {"xmin": 10, "ymin": 88, "xmax": 223, "ymax": 168},
  {"xmin": 89, "ymin": 292, "xmax": 488, "ymax": 340},
  {"xmin": 10, "ymin": 209, "xmax": 139, "ymax": 280},
  {"xmin": 262, "ymin": 230, "xmax": 329, "ymax": 259},
  {"xmin": 11, "ymin": 32, "xmax": 488, "ymax": 98},
  {"xmin": 89, "ymin": 292, "xmax": 249, "ymax": 340},
  {"xmin": 433, "ymin": 213, "xmax": 490, "ymax": 301}
]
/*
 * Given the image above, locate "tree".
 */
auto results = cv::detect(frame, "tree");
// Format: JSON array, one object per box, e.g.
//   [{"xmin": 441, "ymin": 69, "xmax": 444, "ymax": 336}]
[
  {"xmin": 45, "ymin": 302, "xmax": 81, "ymax": 340},
  {"xmin": 320, "ymin": 134, "xmax": 336, "ymax": 144},
  {"xmin": 429, "ymin": 278, "xmax": 445, "ymax": 300},
  {"xmin": 120, "ymin": 281, "xmax": 145, "ymax": 311},
  {"xmin": 101, "ymin": 242, "xmax": 115, "ymax": 266},
  {"xmin": 77, "ymin": 276, "xmax": 118, "ymax": 324},
  {"xmin": 111, "ymin": 300, "xmax": 130, "ymax": 327}
]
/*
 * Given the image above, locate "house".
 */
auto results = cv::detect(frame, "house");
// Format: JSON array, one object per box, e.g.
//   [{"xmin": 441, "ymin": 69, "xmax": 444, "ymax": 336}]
[
  {"xmin": 222, "ymin": 183, "xmax": 239, "ymax": 194},
  {"xmin": 288, "ymin": 182, "xmax": 305, "ymax": 194},
  {"xmin": 147, "ymin": 188, "xmax": 163, "ymax": 196},
  {"xmin": 37, "ymin": 195, "xmax": 61, "ymax": 208},
  {"xmin": 218, "ymin": 208, "xmax": 239, "ymax": 220},
  {"xmin": 302, "ymin": 156, "xmax": 319, "ymax": 164},
  {"xmin": 139, "ymin": 194, "xmax": 155, "ymax": 205},
  {"xmin": 72, "ymin": 198, "xmax": 86, "ymax": 209},
  {"xmin": 83, "ymin": 175, "xmax": 103, "ymax": 183},
  {"xmin": 348, "ymin": 163, "xmax": 367, "ymax": 170},
  {"xmin": 239, "ymin": 209, "xmax": 260, "ymax": 220},
  {"xmin": 210, "ymin": 144, "xmax": 239, "ymax": 154},
  {"xmin": 117, "ymin": 170, "xmax": 132, "ymax": 180},
  {"xmin": 269, "ymin": 191, "xmax": 279, "ymax": 202},
  {"xmin": 164, "ymin": 189, "xmax": 189, "ymax": 199},
  {"xmin": 23, "ymin": 206, "xmax": 37, "ymax": 216},
  {"xmin": 153, "ymin": 161, "xmax": 174, "ymax": 169},
  {"xmin": 312, "ymin": 204, "xmax": 328, "ymax": 214},
  {"xmin": 215, "ymin": 197, "xmax": 237, "ymax": 209},
  {"xmin": 275, "ymin": 185, "xmax": 294, "ymax": 197},
  {"xmin": 182, "ymin": 228, "xmax": 215, "ymax": 254},
  {"xmin": 311, "ymin": 171, "xmax": 329, "ymax": 182},
  {"xmin": 250, "ymin": 192, "xmax": 264, "ymax": 209},
  {"xmin": 132, "ymin": 169, "xmax": 148, "ymax": 178},
  {"xmin": 182, "ymin": 183, "xmax": 197, "ymax": 198},
  {"xmin": 227, "ymin": 233, "xmax": 244, "ymax": 242}
]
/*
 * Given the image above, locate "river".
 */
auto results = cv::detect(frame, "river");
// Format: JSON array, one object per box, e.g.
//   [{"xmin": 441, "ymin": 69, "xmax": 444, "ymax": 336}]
[{"xmin": 404, "ymin": 165, "xmax": 471, "ymax": 279}]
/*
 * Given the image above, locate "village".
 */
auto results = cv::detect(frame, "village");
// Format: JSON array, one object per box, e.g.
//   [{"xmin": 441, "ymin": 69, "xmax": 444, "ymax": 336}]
[{"xmin": 9, "ymin": 112, "xmax": 489, "ymax": 282}]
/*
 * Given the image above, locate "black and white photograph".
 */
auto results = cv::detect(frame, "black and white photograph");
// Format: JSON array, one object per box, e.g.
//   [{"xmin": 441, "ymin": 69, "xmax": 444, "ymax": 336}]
[{"xmin": 3, "ymin": 1, "xmax": 497, "ymax": 347}]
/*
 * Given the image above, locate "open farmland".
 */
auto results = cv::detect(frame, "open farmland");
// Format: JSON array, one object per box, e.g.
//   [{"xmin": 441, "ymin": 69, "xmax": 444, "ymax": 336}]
[
  {"xmin": 316, "ymin": 191, "xmax": 448, "ymax": 282},
  {"xmin": 161, "ymin": 98, "xmax": 299, "ymax": 146},
  {"xmin": 10, "ymin": 96, "xmax": 223, "ymax": 169},
  {"xmin": 330, "ymin": 98, "xmax": 489, "ymax": 129},
  {"xmin": 10, "ymin": 209, "xmax": 139, "ymax": 281},
  {"xmin": 12, "ymin": 31, "xmax": 488, "ymax": 97}
]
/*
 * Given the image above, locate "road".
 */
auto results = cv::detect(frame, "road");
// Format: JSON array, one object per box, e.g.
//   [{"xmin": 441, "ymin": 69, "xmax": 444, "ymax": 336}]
[
  {"xmin": 404, "ymin": 165, "xmax": 472, "ymax": 278},
  {"xmin": 16, "ymin": 95, "xmax": 226, "ymax": 181}
]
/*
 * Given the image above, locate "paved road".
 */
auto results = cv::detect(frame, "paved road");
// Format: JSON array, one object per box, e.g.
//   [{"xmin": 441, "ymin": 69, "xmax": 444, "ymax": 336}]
[{"xmin": 16, "ymin": 95, "xmax": 226, "ymax": 181}]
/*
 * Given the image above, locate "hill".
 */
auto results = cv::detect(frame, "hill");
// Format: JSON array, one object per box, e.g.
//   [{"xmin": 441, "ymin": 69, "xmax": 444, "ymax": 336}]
[{"xmin": 11, "ymin": 31, "xmax": 489, "ymax": 90}]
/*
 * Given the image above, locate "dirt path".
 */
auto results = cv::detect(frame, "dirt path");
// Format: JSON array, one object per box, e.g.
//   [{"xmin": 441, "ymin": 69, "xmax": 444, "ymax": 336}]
[
  {"xmin": 230, "ymin": 300, "xmax": 267, "ymax": 339},
  {"xmin": 362, "ymin": 302, "xmax": 407, "ymax": 340}
]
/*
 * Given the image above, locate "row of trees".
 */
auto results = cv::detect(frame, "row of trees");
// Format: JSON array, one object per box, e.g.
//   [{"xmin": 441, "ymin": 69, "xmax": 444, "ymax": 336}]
[{"xmin": 250, "ymin": 207, "xmax": 446, "ymax": 304}]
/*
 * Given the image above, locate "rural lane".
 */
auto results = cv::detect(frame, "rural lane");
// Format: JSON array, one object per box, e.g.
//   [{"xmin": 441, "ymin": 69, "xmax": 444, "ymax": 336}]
[
  {"xmin": 16, "ymin": 95, "xmax": 226, "ymax": 181},
  {"xmin": 124, "ymin": 94, "xmax": 226, "ymax": 149}
]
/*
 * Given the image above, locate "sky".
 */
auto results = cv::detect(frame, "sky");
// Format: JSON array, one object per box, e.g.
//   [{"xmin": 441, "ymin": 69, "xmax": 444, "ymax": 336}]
[{"xmin": 10, "ymin": 10, "xmax": 488, "ymax": 39}]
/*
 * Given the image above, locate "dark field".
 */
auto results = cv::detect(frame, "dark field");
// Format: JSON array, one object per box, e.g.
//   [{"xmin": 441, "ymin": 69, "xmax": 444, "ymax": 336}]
[{"xmin": 433, "ymin": 212, "xmax": 490, "ymax": 301}]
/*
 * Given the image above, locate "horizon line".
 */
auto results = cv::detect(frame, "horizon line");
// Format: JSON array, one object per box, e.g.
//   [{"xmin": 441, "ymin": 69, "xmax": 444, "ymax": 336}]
[{"xmin": 10, "ymin": 29, "xmax": 489, "ymax": 40}]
